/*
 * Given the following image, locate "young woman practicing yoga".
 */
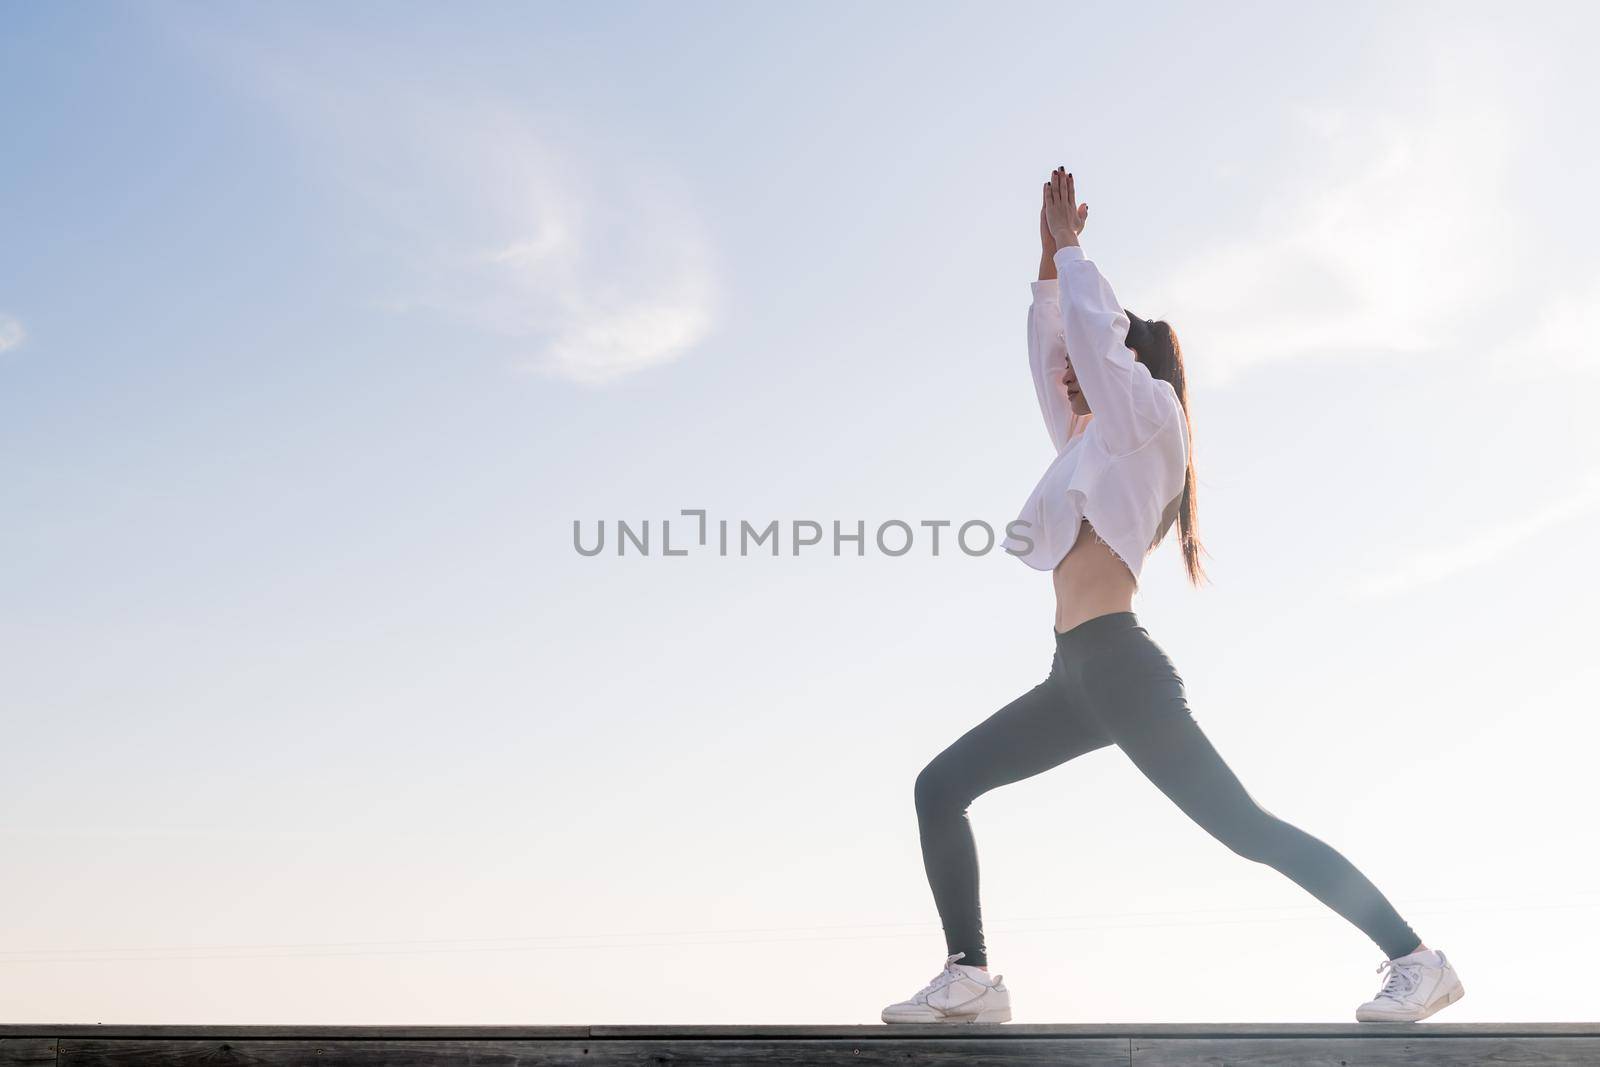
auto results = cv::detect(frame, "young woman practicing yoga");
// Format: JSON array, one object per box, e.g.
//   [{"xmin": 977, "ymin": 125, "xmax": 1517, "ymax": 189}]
[{"xmin": 881, "ymin": 167, "xmax": 1466, "ymax": 1025}]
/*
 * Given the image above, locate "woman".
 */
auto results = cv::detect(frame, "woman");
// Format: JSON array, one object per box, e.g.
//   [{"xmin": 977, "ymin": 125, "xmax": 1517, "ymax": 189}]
[{"xmin": 880, "ymin": 168, "xmax": 1465, "ymax": 1025}]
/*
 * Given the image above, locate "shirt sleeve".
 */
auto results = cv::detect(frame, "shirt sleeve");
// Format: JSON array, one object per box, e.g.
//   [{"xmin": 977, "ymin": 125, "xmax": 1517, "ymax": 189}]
[
  {"xmin": 1052, "ymin": 245, "xmax": 1174, "ymax": 456},
  {"xmin": 1027, "ymin": 277, "xmax": 1082, "ymax": 454}
]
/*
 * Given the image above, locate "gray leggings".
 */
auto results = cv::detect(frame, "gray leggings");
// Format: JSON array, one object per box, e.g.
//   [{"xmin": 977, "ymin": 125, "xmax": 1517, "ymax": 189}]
[{"xmin": 914, "ymin": 611, "xmax": 1422, "ymax": 966}]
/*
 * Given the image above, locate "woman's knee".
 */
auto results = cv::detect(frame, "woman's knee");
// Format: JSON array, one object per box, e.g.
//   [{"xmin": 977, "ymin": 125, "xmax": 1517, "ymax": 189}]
[
  {"xmin": 914, "ymin": 758, "xmax": 973, "ymax": 816},
  {"xmin": 1219, "ymin": 809, "xmax": 1296, "ymax": 864}
]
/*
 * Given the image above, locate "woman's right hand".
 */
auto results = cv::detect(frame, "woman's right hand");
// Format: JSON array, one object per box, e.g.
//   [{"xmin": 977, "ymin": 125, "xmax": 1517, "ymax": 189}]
[
  {"xmin": 1039, "ymin": 182, "xmax": 1087, "ymax": 279},
  {"xmin": 1043, "ymin": 169, "xmax": 1089, "ymax": 249},
  {"xmin": 1040, "ymin": 188, "xmax": 1088, "ymax": 255}
]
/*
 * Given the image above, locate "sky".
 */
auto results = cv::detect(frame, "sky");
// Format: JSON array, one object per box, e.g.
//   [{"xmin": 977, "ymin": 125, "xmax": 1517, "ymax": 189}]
[{"xmin": 2, "ymin": 0, "xmax": 1598, "ymax": 1026}]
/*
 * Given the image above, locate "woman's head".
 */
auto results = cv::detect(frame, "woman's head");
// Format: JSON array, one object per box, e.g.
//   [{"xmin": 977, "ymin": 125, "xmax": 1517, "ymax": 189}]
[{"xmin": 1124, "ymin": 312, "xmax": 1209, "ymax": 587}]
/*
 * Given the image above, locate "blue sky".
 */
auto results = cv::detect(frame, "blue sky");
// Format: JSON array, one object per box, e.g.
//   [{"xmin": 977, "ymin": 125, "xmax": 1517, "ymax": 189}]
[{"xmin": 3, "ymin": 0, "xmax": 1598, "ymax": 1024}]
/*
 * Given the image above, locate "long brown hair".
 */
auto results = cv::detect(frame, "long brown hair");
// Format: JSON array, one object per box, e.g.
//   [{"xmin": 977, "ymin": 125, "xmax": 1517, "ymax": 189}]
[{"xmin": 1125, "ymin": 312, "xmax": 1209, "ymax": 587}]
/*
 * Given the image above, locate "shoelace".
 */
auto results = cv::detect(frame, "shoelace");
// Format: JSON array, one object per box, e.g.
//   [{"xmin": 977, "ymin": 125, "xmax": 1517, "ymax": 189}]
[
  {"xmin": 910, "ymin": 952, "xmax": 969, "ymax": 1004},
  {"xmin": 1372, "ymin": 958, "xmax": 1420, "ymax": 1001}
]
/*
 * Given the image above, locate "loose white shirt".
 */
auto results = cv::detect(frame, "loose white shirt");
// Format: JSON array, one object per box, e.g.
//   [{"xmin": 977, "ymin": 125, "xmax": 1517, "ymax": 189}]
[{"xmin": 1001, "ymin": 245, "xmax": 1188, "ymax": 583}]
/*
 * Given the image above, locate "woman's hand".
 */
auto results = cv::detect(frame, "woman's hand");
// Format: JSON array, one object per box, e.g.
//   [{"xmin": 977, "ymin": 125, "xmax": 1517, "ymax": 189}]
[{"xmin": 1043, "ymin": 166, "xmax": 1088, "ymax": 248}]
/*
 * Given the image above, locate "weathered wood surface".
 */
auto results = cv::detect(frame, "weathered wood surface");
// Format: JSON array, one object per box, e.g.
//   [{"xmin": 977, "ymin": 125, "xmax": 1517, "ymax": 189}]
[
  {"xmin": 1131, "ymin": 1035, "xmax": 1600, "ymax": 1066},
  {"xmin": 6, "ymin": 1023, "xmax": 1599, "ymax": 1038},
  {"xmin": 0, "ymin": 1039, "xmax": 55, "ymax": 1067},
  {"xmin": 1, "ymin": 1024, "xmax": 1596, "ymax": 1066}
]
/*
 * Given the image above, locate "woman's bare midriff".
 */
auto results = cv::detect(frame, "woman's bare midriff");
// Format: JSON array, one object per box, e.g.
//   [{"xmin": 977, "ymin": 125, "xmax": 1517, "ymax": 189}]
[{"xmin": 1052, "ymin": 518, "xmax": 1137, "ymax": 635}]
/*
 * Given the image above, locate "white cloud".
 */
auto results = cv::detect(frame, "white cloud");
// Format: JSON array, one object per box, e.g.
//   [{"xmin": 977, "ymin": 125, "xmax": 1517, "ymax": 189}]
[
  {"xmin": 227, "ymin": 51, "xmax": 719, "ymax": 386},
  {"xmin": 1149, "ymin": 39, "xmax": 1524, "ymax": 386},
  {"xmin": 1346, "ymin": 479, "xmax": 1600, "ymax": 600},
  {"xmin": 0, "ymin": 314, "xmax": 23, "ymax": 354},
  {"xmin": 1488, "ymin": 273, "xmax": 1600, "ymax": 379},
  {"xmin": 537, "ymin": 271, "xmax": 716, "ymax": 387}
]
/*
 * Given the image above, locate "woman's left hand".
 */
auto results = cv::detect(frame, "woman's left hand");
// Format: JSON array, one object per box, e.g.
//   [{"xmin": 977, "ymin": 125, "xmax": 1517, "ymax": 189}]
[{"xmin": 1043, "ymin": 166, "xmax": 1087, "ymax": 248}]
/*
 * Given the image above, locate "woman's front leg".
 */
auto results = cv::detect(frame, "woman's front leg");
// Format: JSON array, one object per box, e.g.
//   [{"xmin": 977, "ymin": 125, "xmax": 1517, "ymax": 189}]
[{"xmin": 914, "ymin": 656, "xmax": 1112, "ymax": 968}]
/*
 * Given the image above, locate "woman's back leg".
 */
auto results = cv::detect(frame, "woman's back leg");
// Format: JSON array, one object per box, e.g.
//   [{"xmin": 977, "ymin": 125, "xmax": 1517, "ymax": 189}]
[{"xmin": 1080, "ymin": 642, "xmax": 1422, "ymax": 960}]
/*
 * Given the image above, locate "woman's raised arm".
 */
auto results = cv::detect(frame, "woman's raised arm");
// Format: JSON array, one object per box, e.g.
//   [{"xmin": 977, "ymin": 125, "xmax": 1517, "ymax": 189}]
[
  {"xmin": 1025, "ymin": 198, "xmax": 1088, "ymax": 453},
  {"xmin": 1027, "ymin": 277, "xmax": 1078, "ymax": 453},
  {"xmin": 1043, "ymin": 169, "xmax": 1174, "ymax": 456}
]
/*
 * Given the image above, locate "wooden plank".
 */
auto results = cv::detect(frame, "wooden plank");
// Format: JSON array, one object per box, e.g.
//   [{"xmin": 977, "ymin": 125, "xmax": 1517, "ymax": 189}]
[
  {"xmin": 0, "ymin": 1028, "xmax": 1593, "ymax": 1067},
  {"xmin": 0, "ymin": 1038, "xmax": 55, "ymax": 1066},
  {"xmin": 5, "ymin": 1024, "xmax": 1600, "ymax": 1040},
  {"xmin": 0, "ymin": 1028, "xmax": 589, "ymax": 1041},
  {"xmin": 55, "ymin": 1037, "xmax": 1130, "ymax": 1066},
  {"xmin": 582, "ymin": 1023, "xmax": 1593, "ymax": 1036},
  {"xmin": 578, "ymin": 1038, "xmax": 1130, "ymax": 1065},
  {"xmin": 1133, "ymin": 1036, "xmax": 1600, "ymax": 1066},
  {"xmin": 587, "ymin": 1023, "xmax": 1600, "ymax": 1040},
  {"xmin": 56, "ymin": 1040, "xmax": 591, "ymax": 1066}
]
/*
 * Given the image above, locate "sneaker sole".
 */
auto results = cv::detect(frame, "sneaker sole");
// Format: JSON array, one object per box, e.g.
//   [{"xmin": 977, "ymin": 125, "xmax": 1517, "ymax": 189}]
[
  {"xmin": 882, "ymin": 1004, "xmax": 1012, "ymax": 1025},
  {"xmin": 1356, "ymin": 980, "xmax": 1465, "ymax": 1023}
]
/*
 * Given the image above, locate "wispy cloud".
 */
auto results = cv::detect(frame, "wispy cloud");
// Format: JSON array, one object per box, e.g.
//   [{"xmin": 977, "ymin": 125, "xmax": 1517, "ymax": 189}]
[
  {"xmin": 1150, "ymin": 38, "xmax": 1523, "ymax": 385},
  {"xmin": 1489, "ymin": 273, "xmax": 1600, "ymax": 379},
  {"xmin": 213, "ymin": 42, "xmax": 719, "ymax": 386},
  {"xmin": 1346, "ymin": 479, "xmax": 1600, "ymax": 600},
  {"xmin": 0, "ymin": 314, "xmax": 23, "ymax": 354}
]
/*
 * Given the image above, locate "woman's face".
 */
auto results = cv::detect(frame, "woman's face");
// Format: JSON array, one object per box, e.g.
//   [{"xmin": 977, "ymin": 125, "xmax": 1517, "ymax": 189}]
[
  {"xmin": 1056, "ymin": 351, "xmax": 1094, "ymax": 415},
  {"xmin": 1063, "ymin": 344, "xmax": 1143, "ymax": 417},
  {"xmin": 1061, "ymin": 358, "xmax": 1090, "ymax": 416}
]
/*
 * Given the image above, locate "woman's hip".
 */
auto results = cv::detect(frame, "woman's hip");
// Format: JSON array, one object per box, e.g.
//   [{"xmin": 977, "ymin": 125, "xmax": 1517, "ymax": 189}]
[{"xmin": 1052, "ymin": 613, "xmax": 1190, "ymax": 724}]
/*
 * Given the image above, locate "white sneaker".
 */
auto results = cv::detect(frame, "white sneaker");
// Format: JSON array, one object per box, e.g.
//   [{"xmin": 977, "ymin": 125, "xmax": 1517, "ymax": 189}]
[
  {"xmin": 1355, "ymin": 947, "xmax": 1466, "ymax": 1022},
  {"xmin": 881, "ymin": 952, "xmax": 1012, "ymax": 1024}
]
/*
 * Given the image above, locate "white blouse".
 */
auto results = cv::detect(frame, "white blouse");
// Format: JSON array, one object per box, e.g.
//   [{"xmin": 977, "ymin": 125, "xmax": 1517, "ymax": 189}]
[{"xmin": 1001, "ymin": 245, "xmax": 1188, "ymax": 583}]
